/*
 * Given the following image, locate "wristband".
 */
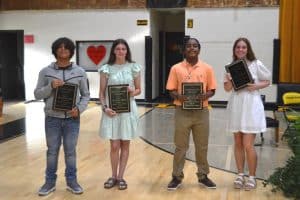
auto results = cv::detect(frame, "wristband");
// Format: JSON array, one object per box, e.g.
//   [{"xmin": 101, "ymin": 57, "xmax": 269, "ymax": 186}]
[{"xmin": 102, "ymin": 105, "xmax": 108, "ymax": 112}]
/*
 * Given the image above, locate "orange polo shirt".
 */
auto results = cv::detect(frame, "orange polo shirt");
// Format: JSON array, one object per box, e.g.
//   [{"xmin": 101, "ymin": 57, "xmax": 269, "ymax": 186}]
[{"xmin": 166, "ymin": 59, "xmax": 217, "ymax": 107}]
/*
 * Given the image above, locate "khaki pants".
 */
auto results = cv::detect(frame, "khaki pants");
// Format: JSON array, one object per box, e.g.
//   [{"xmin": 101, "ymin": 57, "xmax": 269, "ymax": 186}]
[{"xmin": 172, "ymin": 107, "xmax": 210, "ymax": 180}]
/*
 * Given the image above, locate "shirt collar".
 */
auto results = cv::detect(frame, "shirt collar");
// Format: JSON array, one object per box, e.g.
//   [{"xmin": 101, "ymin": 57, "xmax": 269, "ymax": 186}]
[
  {"xmin": 54, "ymin": 62, "xmax": 73, "ymax": 70},
  {"xmin": 183, "ymin": 59, "xmax": 201, "ymax": 68}
]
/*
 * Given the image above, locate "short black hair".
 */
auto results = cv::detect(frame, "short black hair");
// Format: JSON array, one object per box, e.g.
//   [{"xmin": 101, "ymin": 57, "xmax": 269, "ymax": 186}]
[
  {"xmin": 51, "ymin": 37, "xmax": 75, "ymax": 59},
  {"xmin": 183, "ymin": 37, "xmax": 201, "ymax": 50}
]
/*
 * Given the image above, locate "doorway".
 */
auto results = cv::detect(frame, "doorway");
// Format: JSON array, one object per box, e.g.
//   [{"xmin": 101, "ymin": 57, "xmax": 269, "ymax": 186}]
[
  {"xmin": 160, "ymin": 32, "xmax": 184, "ymax": 96},
  {"xmin": 150, "ymin": 9, "xmax": 185, "ymax": 101},
  {"xmin": 0, "ymin": 30, "xmax": 25, "ymax": 100}
]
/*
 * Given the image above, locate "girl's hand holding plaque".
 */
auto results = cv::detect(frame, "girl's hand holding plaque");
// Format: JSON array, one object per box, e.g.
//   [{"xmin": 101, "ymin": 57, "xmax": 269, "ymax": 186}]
[
  {"xmin": 127, "ymin": 86, "xmax": 135, "ymax": 97},
  {"xmin": 103, "ymin": 107, "xmax": 117, "ymax": 117}
]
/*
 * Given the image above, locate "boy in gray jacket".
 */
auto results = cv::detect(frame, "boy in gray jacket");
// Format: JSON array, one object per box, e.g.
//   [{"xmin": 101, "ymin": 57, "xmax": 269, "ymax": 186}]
[{"xmin": 34, "ymin": 37, "xmax": 90, "ymax": 196}]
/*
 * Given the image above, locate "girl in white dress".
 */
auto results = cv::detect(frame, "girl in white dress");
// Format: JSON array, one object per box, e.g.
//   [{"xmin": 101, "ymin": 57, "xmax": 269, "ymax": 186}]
[
  {"xmin": 224, "ymin": 38, "xmax": 271, "ymax": 190},
  {"xmin": 98, "ymin": 39, "xmax": 141, "ymax": 190}
]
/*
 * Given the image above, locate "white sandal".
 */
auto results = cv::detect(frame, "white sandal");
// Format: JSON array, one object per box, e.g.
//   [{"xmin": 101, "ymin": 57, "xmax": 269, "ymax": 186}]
[
  {"xmin": 244, "ymin": 179, "xmax": 256, "ymax": 191},
  {"xmin": 234, "ymin": 175, "xmax": 245, "ymax": 189}
]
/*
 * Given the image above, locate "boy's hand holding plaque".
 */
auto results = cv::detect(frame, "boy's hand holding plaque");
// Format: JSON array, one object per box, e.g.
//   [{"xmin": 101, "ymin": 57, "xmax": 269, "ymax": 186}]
[
  {"xmin": 53, "ymin": 82, "xmax": 78, "ymax": 111},
  {"xmin": 182, "ymin": 82, "xmax": 203, "ymax": 110},
  {"xmin": 108, "ymin": 84, "xmax": 130, "ymax": 113},
  {"xmin": 225, "ymin": 59, "xmax": 254, "ymax": 90}
]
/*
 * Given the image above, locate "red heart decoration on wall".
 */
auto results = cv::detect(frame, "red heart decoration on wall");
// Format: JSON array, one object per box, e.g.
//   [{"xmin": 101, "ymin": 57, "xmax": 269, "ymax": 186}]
[{"xmin": 87, "ymin": 45, "xmax": 106, "ymax": 65}]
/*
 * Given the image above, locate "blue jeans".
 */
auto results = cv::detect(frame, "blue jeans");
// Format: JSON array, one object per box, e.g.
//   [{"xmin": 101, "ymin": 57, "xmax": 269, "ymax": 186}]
[{"xmin": 44, "ymin": 116, "xmax": 80, "ymax": 183}]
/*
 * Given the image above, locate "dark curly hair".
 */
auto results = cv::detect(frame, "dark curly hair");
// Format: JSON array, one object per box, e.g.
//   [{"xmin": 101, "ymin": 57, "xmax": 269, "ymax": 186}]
[{"xmin": 51, "ymin": 37, "xmax": 75, "ymax": 59}]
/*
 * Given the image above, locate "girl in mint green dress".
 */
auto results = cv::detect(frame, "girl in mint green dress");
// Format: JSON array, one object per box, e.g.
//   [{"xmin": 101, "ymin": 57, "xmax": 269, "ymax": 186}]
[
  {"xmin": 99, "ymin": 62, "xmax": 140, "ymax": 140},
  {"xmin": 98, "ymin": 39, "xmax": 141, "ymax": 190}
]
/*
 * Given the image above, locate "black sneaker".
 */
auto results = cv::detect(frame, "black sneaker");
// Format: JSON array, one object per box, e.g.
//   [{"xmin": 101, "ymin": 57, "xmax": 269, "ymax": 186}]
[
  {"xmin": 67, "ymin": 180, "xmax": 84, "ymax": 194},
  {"xmin": 198, "ymin": 175, "xmax": 216, "ymax": 189},
  {"xmin": 167, "ymin": 177, "xmax": 182, "ymax": 191},
  {"xmin": 38, "ymin": 181, "xmax": 56, "ymax": 196}
]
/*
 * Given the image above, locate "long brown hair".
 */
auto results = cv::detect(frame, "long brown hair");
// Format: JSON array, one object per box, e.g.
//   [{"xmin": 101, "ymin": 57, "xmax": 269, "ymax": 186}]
[
  {"xmin": 107, "ymin": 39, "xmax": 134, "ymax": 65},
  {"xmin": 232, "ymin": 37, "xmax": 256, "ymax": 62}
]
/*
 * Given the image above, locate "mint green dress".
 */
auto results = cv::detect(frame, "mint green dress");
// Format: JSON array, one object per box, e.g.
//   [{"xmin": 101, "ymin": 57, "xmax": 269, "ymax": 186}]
[{"xmin": 98, "ymin": 62, "xmax": 141, "ymax": 140}]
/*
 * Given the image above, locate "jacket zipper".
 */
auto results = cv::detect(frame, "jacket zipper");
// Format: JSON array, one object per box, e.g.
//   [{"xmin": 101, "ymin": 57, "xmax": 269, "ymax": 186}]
[{"xmin": 62, "ymin": 69, "xmax": 68, "ymax": 118}]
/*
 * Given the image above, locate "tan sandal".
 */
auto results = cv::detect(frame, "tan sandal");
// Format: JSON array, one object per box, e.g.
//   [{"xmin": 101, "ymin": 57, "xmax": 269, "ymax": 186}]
[
  {"xmin": 244, "ymin": 179, "xmax": 256, "ymax": 191},
  {"xmin": 118, "ymin": 179, "xmax": 127, "ymax": 190},
  {"xmin": 234, "ymin": 175, "xmax": 245, "ymax": 189},
  {"xmin": 104, "ymin": 177, "xmax": 117, "ymax": 189}
]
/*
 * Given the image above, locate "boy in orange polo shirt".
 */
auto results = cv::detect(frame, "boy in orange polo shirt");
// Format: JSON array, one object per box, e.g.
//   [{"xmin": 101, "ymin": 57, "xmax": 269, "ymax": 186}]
[{"xmin": 166, "ymin": 38, "xmax": 217, "ymax": 190}]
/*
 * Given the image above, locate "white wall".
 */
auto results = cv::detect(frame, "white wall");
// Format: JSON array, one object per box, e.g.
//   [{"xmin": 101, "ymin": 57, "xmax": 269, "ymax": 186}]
[
  {"xmin": 0, "ymin": 7, "xmax": 279, "ymax": 102},
  {"xmin": 185, "ymin": 7, "xmax": 279, "ymax": 102},
  {"xmin": 0, "ymin": 9, "xmax": 150, "ymax": 100}
]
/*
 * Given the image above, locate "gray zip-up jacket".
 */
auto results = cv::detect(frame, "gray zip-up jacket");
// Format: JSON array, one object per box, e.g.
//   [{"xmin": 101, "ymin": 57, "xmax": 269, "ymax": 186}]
[{"xmin": 34, "ymin": 62, "xmax": 90, "ymax": 118}]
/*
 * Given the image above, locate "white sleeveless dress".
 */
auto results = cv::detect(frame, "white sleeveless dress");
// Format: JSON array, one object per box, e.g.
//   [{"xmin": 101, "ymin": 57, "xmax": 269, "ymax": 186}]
[
  {"xmin": 98, "ymin": 62, "xmax": 141, "ymax": 140},
  {"xmin": 224, "ymin": 60, "xmax": 271, "ymax": 134}
]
